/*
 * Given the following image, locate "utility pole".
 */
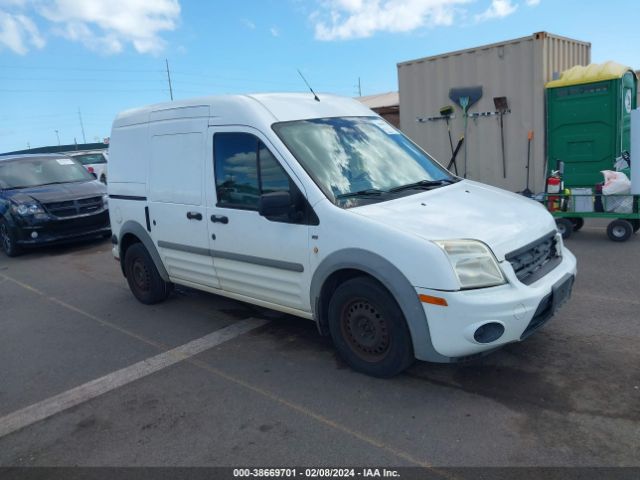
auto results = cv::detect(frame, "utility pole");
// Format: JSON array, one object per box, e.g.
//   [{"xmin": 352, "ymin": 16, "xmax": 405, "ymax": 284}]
[
  {"xmin": 165, "ymin": 58, "xmax": 174, "ymax": 101},
  {"xmin": 78, "ymin": 108, "xmax": 86, "ymax": 144},
  {"xmin": 27, "ymin": 142, "xmax": 30, "ymax": 150},
  {"xmin": 54, "ymin": 130, "xmax": 60, "ymax": 146},
  {"xmin": 358, "ymin": 77, "xmax": 362, "ymax": 97}
]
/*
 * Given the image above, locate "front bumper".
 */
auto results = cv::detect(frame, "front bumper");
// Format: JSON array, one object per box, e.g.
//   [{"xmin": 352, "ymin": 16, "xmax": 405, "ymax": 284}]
[
  {"xmin": 14, "ymin": 210, "xmax": 111, "ymax": 246},
  {"xmin": 416, "ymin": 247, "xmax": 577, "ymax": 359}
]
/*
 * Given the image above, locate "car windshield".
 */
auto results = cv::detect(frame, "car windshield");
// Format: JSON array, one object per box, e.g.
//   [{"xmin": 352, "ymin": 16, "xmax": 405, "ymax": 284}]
[
  {"xmin": 71, "ymin": 153, "xmax": 107, "ymax": 165},
  {"xmin": 0, "ymin": 157, "xmax": 94, "ymax": 189},
  {"xmin": 273, "ymin": 116, "xmax": 455, "ymax": 207}
]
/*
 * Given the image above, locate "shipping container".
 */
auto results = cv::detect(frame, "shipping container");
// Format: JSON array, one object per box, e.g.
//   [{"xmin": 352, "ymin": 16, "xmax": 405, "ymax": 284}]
[{"xmin": 398, "ymin": 32, "xmax": 591, "ymax": 193}]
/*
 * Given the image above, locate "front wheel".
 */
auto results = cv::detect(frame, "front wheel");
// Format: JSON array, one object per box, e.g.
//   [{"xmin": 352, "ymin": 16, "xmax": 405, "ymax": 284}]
[
  {"xmin": 0, "ymin": 220, "xmax": 21, "ymax": 257},
  {"xmin": 328, "ymin": 277, "xmax": 414, "ymax": 377},
  {"xmin": 124, "ymin": 243, "xmax": 172, "ymax": 304}
]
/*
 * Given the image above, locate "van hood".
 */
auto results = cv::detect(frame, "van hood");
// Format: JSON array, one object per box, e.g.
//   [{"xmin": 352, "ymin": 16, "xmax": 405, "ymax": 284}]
[
  {"xmin": 351, "ymin": 180, "xmax": 557, "ymax": 260},
  {"xmin": 4, "ymin": 181, "xmax": 106, "ymax": 205}
]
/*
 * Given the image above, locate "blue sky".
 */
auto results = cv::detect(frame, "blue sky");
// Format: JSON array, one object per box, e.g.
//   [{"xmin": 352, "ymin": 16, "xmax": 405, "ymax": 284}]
[{"xmin": 1, "ymin": 0, "xmax": 638, "ymax": 153}]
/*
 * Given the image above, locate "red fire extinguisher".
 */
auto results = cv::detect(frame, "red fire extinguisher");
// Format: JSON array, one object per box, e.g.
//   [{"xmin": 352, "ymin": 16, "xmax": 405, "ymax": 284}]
[{"xmin": 546, "ymin": 174, "xmax": 561, "ymax": 211}]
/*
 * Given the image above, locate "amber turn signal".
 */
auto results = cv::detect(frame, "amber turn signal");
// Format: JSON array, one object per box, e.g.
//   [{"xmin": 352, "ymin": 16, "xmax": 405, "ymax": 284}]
[{"xmin": 418, "ymin": 294, "xmax": 448, "ymax": 307}]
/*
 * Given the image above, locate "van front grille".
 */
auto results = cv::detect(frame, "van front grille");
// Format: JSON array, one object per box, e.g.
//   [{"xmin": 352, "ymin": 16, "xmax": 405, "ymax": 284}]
[{"xmin": 506, "ymin": 232, "xmax": 560, "ymax": 285}]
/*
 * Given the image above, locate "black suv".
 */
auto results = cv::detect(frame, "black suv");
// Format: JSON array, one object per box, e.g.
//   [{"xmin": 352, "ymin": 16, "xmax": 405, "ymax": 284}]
[{"xmin": 0, "ymin": 154, "xmax": 110, "ymax": 256}]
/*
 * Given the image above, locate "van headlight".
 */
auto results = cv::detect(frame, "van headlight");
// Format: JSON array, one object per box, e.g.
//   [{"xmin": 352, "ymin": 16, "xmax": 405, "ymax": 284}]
[{"xmin": 434, "ymin": 240, "xmax": 506, "ymax": 289}]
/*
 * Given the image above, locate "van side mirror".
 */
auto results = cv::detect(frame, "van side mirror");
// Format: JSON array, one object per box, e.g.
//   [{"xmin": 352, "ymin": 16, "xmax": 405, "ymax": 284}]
[{"xmin": 259, "ymin": 191, "xmax": 292, "ymax": 218}]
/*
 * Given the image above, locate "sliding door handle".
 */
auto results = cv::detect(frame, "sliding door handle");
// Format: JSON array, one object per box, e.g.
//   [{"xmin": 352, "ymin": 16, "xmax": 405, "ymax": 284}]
[
  {"xmin": 186, "ymin": 211, "xmax": 203, "ymax": 221},
  {"xmin": 210, "ymin": 215, "xmax": 229, "ymax": 224}
]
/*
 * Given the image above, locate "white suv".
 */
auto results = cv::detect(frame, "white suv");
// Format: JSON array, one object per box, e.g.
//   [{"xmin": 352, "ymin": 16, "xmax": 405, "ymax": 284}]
[{"xmin": 107, "ymin": 93, "xmax": 576, "ymax": 377}]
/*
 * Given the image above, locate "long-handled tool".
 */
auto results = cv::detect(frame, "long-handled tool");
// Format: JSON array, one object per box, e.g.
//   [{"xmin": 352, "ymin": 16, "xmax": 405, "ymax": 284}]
[
  {"xmin": 439, "ymin": 105, "xmax": 455, "ymax": 156},
  {"xmin": 447, "ymin": 135, "xmax": 464, "ymax": 174},
  {"xmin": 522, "ymin": 130, "xmax": 534, "ymax": 197},
  {"xmin": 493, "ymin": 97, "xmax": 509, "ymax": 179},
  {"xmin": 449, "ymin": 86, "xmax": 483, "ymax": 178}
]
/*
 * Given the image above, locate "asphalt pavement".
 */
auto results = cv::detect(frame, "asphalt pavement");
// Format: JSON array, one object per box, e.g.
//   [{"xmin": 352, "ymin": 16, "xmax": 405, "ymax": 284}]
[{"xmin": 0, "ymin": 220, "xmax": 638, "ymax": 470}]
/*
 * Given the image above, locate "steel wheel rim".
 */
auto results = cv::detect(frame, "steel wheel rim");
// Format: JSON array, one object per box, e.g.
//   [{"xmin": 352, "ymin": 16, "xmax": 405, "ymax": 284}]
[
  {"xmin": 340, "ymin": 297, "xmax": 390, "ymax": 362},
  {"xmin": 131, "ymin": 258, "xmax": 151, "ymax": 292},
  {"xmin": 0, "ymin": 224, "xmax": 11, "ymax": 253}
]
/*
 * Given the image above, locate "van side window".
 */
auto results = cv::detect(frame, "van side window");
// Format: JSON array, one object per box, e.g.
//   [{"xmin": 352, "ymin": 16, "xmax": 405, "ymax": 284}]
[{"xmin": 214, "ymin": 132, "xmax": 290, "ymax": 209}]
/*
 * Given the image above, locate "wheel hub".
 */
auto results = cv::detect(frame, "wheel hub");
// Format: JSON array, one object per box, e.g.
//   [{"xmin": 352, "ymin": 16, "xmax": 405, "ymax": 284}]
[
  {"xmin": 341, "ymin": 299, "xmax": 390, "ymax": 361},
  {"xmin": 612, "ymin": 226, "xmax": 626, "ymax": 238},
  {"xmin": 132, "ymin": 258, "xmax": 150, "ymax": 292}
]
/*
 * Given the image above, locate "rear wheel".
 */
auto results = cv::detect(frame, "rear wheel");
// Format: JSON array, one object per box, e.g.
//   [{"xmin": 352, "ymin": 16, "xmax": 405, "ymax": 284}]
[
  {"xmin": 0, "ymin": 220, "xmax": 21, "ymax": 257},
  {"xmin": 555, "ymin": 218, "xmax": 574, "ymax": 240},
  {"xmin": 328, "ymin": 277, "xmax": 414, "ymax": 377},
  {"xmin": 607, "ymin": 219, "xmax": 633, "ymax": 242},
  {"xmin": 630, "ymin": 219, "xmax": 640, "ymax": 233},
  {"xmin": 124, "ymin": 243, "xmax": 172, "ymax": 304}
]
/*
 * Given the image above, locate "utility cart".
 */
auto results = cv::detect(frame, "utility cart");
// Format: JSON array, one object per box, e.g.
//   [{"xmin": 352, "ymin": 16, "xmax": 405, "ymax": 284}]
[{"xmin": 543, "ymin": 193, "xmax": 640, "ymax": 242}]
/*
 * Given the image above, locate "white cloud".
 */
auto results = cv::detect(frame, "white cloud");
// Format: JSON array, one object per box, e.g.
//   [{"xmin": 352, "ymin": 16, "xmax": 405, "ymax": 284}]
[
  {"xmin": 475, "ymin": 0, "xmax": 517, "ymax": 21},
  {"xmin": 241, "ymin": 18, "xmax": 256, "ymax": 30},
  {"xmin": 38, "ymin": 0, "xmax": 180, "ymax": 54},
  {"xmin": 525, "ymin": 0, "xmax": 540, "ymax": 5},
  {"xmin": 312, "ymin": 0, "xmax": 474, "ymax": 41},
  {"xmin": 0, "ymin": 10, "xmax": 44, "ymax": 54},
  {"xmin": 270, "ymin": 26, "xmax": 279, "ymax": 37}
]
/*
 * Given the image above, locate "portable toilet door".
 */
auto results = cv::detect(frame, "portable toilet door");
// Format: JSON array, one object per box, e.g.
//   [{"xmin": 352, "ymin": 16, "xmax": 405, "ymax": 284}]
[
  {"xmin": 546, "ymin": 62, "xmax": 638, "ymax": 188},
  {"xmin": 621, "ymin": 70, "xmax": 637, "ymax": 156}
]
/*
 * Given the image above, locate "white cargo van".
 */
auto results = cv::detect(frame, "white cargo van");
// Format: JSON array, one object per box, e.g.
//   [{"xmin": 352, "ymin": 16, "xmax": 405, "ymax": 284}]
[{"xmin": 108, "ymin": 93, "xmax": 576, "ymax": 377}]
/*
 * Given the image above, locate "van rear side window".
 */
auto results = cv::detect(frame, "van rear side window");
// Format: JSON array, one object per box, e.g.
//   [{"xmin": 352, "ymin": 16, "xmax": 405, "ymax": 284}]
[{"xmin": 214, "ymin": 132, "xmax": 290, "ymax": 209}]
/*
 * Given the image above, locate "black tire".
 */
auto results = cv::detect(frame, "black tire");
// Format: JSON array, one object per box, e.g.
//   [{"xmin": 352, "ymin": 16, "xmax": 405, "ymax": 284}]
[
  {"xmin": 569, "ymin": 217, "xmax": 584, "ymax": 232},
  {"xmin": 607, "ymin": 219, "xmax": 633, "ymax": 242},
  {"xmin": 0, "ymin": 220, "xmax": 21, "ymax": 257},
  {"xmin": 555, "ymin": 218, "xmax": 574, "ymax": 240},
  {"xmin": 328, "ymin": 276, "xmax": 414, "ymax": 377},
  {"xmin": 124, "ymin": 243, "xmax": 172, "ymax": 304},
  {"xmin": 630, "ymin": 219, "xmax": 640, "ymax": 233}
]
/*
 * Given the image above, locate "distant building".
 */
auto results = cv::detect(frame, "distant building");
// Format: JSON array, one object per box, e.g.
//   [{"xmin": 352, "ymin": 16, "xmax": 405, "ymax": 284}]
[{"xmin": 356, "ymin": 92, "xmax": 400, "ymax": 128}]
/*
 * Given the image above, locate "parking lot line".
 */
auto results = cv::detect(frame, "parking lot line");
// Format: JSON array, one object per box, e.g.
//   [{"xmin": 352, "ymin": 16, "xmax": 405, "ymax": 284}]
[
  {"xmin": 0, "ymin": 317, "xmax": 268, "ymax": 439},
  {"xmin": 0, "ymin": 271, "xmax": 449, "ymax": 475},
  {"xmin": 0, "ymin": 272, "xmax": 170, "ymax": 350}
]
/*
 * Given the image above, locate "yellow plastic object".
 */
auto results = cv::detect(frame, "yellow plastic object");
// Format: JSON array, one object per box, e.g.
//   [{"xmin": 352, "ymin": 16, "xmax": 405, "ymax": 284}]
[{"xmin": 546, "ymin": 61, "xmax": 634, "ymax": 89}]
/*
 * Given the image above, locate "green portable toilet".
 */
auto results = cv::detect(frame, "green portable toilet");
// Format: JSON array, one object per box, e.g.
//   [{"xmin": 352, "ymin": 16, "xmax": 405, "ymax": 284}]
[{"xmin": 546, "ymin": 61, "xmax": 637, "ymax": 187}]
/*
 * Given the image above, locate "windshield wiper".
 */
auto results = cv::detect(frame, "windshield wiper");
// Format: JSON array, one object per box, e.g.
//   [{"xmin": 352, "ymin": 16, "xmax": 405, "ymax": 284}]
[
  {"xmin": 388, "ymin": 179, "xmax": 456, "ymax": 193},
  {"xmin": 335, "ymin": 188, "xmax": 386, "ymax": 200}
]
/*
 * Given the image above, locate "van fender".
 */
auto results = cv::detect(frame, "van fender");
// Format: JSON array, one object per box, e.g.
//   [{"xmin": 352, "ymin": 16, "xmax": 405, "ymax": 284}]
[
  {"xmin": 119, "ymin": 220, "xmax": 170, "ymax": 282},
  {"xmin": 310, "ymin": 248, "xmax": 451, "ymax": 363}
]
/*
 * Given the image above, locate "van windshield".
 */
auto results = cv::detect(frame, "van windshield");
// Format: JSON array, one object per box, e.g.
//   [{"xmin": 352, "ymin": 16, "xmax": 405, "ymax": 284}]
[{"xmin": 273, "ymin": 116, "xmax": 455, "ymax": 208}]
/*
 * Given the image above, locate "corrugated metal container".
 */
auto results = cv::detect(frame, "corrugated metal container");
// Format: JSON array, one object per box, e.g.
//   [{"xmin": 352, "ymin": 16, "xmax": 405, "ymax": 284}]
[{"xmin": 398, "ymin": 32, "xmax": 591, "ymax": 192}]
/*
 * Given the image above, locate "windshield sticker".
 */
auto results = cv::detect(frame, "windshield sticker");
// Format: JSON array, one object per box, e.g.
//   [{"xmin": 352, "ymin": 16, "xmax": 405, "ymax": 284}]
[
  {"xmin": 56, "ymin": 159, "xmax": 75, "ymax": 165},
  {"xmin": 372, "ymin": 118, "xmax": 398, "ymax": 135}
]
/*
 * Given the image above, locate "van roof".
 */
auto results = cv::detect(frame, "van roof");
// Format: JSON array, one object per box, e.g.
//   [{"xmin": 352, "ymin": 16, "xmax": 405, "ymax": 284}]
[{"xmin": 112, "ymin": 93, "xmax": 374, "ymax": 128}]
